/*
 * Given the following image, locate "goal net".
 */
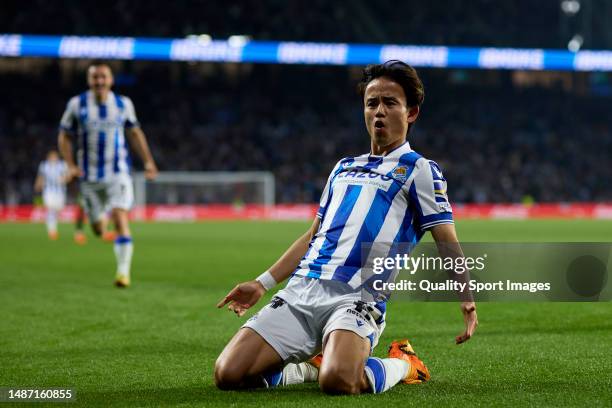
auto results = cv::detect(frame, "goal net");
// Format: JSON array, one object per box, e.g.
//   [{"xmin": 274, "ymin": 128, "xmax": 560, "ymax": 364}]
[{"xmin": 132, "ymin": 171, "xmax": 275, "ymax": 206}]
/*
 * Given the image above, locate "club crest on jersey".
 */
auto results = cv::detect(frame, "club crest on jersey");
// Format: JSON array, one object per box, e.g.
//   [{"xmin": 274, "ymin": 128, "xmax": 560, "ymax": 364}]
[{"xmin": 390, "ymin": 165, "xmax": 409, "ymax": 182}]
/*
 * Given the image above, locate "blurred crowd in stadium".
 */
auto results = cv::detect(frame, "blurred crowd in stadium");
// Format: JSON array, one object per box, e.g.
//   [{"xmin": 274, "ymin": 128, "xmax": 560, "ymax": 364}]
[
  {"xmin": 1, "ymin": 60, "xmax": 610, "ymax": 204},
  {"xmin": 1, "ymin": 0, "xmax": 611, "ymax": 205}
]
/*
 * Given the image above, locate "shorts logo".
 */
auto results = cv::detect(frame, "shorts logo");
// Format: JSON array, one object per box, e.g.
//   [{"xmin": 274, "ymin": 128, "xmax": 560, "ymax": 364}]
[
  {"xmin": 346, "ymin": 303, "xmax": 373, "ymax": 322},
  {"xmin": 270, "ymin": 296, "xmax": 286, "ymax": 309},
  {"xmin": 391, "ymin": 165, "xmax": 409, "ymax": 182},
  {"xmin": 346, "ymin": 308, "xmax": 361, "ymax": 318}
]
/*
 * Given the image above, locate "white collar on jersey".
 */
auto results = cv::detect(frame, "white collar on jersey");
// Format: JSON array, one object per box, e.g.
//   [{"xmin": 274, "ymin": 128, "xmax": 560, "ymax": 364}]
[
  {"xmin": 368, "ymin": 140, "xmax": 412, "ymax": 159},
  {"xmin": 87, "ymin": 90, "xmax": 115, "ymax": 105}
]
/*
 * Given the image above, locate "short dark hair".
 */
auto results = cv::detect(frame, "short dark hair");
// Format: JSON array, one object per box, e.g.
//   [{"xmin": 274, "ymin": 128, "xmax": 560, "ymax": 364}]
[{"xmin": 357, "ymin": 60, "xmax": 425, "ymax": 107}]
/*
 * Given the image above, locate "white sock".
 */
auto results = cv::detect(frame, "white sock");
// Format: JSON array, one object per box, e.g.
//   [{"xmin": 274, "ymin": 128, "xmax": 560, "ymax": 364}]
[
  {"xmin": 262, "ymin": 362, "xmax": 318, "ymax": 388},
  {"xmin": 46, "ymin": 210, "xmax": 58, "ymax": 234},
  {"xmin": 364, "ymin": 357, "xmax": 409, "ymax": 393},
  {"xmin": 113, "ymin": 236, "xmax": 133, "ymax": 277},
  {"xmin": 281, "ymin": 362, "xmax": 319, "ymax": 385}
]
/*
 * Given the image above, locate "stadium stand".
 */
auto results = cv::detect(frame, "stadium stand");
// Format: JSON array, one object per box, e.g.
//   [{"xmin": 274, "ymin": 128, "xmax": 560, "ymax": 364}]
[{"xmin": 0, "ymin": 59, "xmax": 610, "ymax": 204}]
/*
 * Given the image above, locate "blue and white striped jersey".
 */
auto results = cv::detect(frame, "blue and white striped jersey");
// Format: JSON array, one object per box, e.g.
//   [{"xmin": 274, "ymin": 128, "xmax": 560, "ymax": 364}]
[
  {"xmin": 294, "ymin": 142, "xmax": 453, "ymax": 289},
  {"xmin": 38, "ymin": 160, "xmax": 68, "ymax": 195},
  {"xmin": 60, "ymin": 91, "xmax": 138, "ymax": 182}
]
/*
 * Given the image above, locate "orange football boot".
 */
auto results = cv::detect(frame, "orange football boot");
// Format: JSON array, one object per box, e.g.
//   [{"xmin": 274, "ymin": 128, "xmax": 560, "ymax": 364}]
[
  {"xmin": 307, "ymin": 353, "xmax": 323, "ymax": 370},
  {"xmin": 102, "ymin": 231, "xmax": 117, "ymax": 242},
  {"xmin": 74, "ymin": 231, "xmax": 87, "ymax": 245},
  {"xmin": 388, "ymin": 339, "xmax": 431, "ymax": 384}
]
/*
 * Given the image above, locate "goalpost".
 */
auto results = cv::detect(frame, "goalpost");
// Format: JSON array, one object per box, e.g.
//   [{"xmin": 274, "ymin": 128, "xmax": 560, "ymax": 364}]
[{"xmin": 132, "ymin": 171, "xmax": 275, "ymax": 207}]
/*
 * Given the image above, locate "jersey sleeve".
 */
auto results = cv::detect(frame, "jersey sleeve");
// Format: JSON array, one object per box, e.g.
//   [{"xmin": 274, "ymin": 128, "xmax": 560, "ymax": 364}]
[
  {"xmin": 59, "ymin": 97, "xmax": 78, "ymax": 133},
  {"xmin": 316, "ymin": 160, "xmax": 343, "ymax": 219},
  {"xmin": 123, "ymin": 97, "xmax": 140, "ymax": 128},
  {"xmin": 409, "ymin": 159, "xmax": 453, "ymax": 231}
]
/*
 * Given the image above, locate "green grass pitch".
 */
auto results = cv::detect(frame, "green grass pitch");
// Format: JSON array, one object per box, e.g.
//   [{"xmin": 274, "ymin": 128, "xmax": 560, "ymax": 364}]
[{"xmin": 1, "ymin": 220, "xmax": 611, "ymax": 407}]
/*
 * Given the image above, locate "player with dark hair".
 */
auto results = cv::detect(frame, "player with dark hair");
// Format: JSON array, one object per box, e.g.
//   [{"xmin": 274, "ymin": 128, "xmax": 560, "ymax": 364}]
[
  {"xmin": 58, "ymin": 61, "xmax": 158, "ymax": 287},
  {"xmin": 215, "ymin": 60, "xmax": 477, "ymax": 394}
]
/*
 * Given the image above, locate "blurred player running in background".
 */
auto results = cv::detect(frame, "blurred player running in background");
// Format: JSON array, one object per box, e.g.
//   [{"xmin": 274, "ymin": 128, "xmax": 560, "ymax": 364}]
[
  {"xmin": 34, "ymin": 150, "xmax": 68, "ymax": 240},
  {"xmin": 58, "ymin": 61, "xmax": 158, "ymax": 287}
]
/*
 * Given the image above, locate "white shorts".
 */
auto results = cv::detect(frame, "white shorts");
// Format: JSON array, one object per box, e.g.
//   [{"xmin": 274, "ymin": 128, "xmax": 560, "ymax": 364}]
[
  {"xmin": 80, "ymin": 175, "xmax": 134, "ymax": 222},
  {"xmin": 243, "ymin": 276, "xmax": 386, "ymax": 364},
  {"xmin": 43, "ymin": 191, "xmax": 65, "ymax": 211}
]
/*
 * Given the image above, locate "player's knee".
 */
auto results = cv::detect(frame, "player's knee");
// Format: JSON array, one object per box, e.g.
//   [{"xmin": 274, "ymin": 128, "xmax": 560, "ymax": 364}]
[
  {"xmin": 214, "ymin": 359, "xmax": 244, "ymax": 390},
  {"xmin": 318, "ymin": 366, "xmax": 362, "ymax": 395}
]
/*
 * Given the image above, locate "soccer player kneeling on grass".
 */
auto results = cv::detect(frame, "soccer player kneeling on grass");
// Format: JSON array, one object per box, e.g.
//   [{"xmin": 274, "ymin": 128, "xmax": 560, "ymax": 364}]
[{"xmin": 215, "ymin": 61, "xmax": 478, "ymax": 395}]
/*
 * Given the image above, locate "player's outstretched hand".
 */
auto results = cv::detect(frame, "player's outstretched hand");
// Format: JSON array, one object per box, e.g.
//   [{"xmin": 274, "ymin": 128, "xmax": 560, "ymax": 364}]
[
  {"xmin": 456, "ymin": 301, "xmax": 478, "ymax": 344},
  {"xmin": 216, "ymin": 280, "xmax": 266, "ymax": 317},
  {"xmin": 144, "ymin": 161, "xmax": 158, "ymax": 180}
]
